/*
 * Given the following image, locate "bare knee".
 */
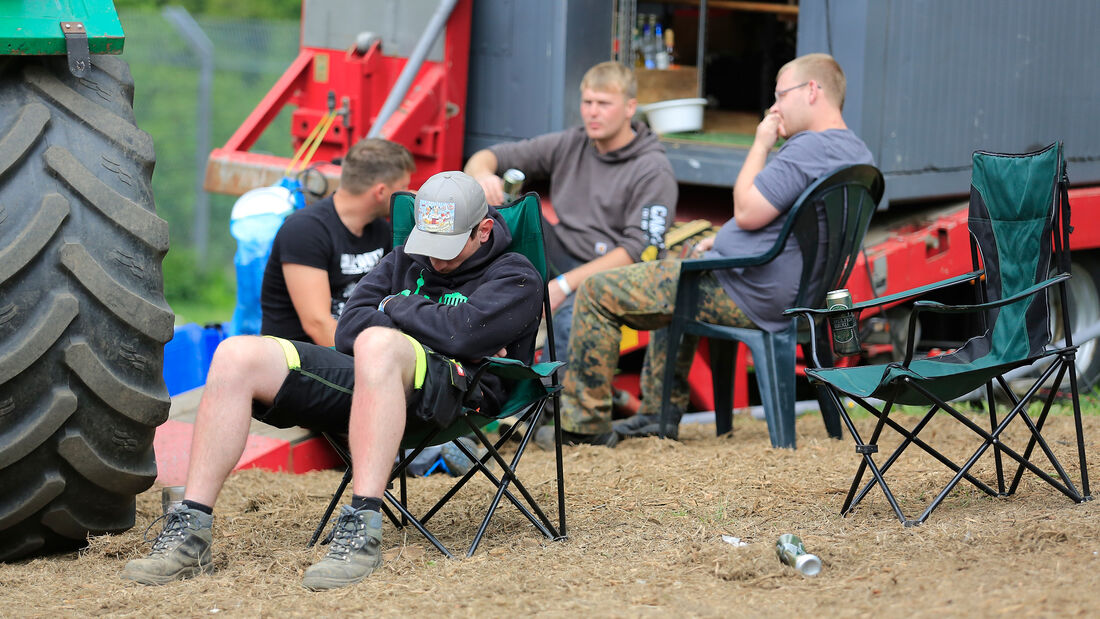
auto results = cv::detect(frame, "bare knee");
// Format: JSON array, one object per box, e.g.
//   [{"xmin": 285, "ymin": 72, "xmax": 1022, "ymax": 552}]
[
  {"xmin": 353, "ymin": 327, "xmax": 415, "ymax": 384},
  {"xmin": 206, "ymin": 336, "xmax": 289, "ymax": 397}
]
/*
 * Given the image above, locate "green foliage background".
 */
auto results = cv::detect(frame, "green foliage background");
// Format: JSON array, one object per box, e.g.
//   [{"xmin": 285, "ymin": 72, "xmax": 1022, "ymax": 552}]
[
  {"xmin": 116, "ymin": 6, "xmax": 301, "ymax": 325},
  {"xmin": 115, "ymin": 0, "xmax": 300, "ymax": 21}
]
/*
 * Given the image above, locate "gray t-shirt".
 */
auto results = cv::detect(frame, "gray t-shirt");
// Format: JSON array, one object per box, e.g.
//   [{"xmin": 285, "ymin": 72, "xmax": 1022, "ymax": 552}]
[
  {"xmin": 708, "ymin": 129, "xmax": 874, "ymax": 332},
  {"xmin": 490, "ymin": 122, "xmax": 677, "ymax": 263}
]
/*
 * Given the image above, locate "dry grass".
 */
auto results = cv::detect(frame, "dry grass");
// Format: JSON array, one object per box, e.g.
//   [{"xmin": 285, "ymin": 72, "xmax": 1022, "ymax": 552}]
[{"xmin": 2, "ymin": 410, "xmax": 1098, "ymax": 617}]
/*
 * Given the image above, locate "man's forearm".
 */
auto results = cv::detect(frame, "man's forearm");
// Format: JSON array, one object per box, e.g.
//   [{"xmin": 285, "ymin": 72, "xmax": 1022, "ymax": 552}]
[
  {"xmin": 463, "ymin": 149, "xmax": 498, "ymax": 176},
  {"xmin": 733, "ymin": 141, "xmax": 769, "ymax": 214},
  {"xmin": 302, "ymin": 315, "xmax": 338, "ymax": 348},
  {"xmin": 465, "ymin": 149, "xmax": 505, "ymax": 204},
  {"xmin": 549, "ymin": 247, "xmax": 633, "ymax": 310},
  {"xmin": 565, "ymin": 247, "xmax": 633, "ymax": 284}
]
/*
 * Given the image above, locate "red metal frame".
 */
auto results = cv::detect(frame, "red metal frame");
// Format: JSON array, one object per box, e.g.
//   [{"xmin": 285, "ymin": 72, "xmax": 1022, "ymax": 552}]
[{"xmin": 204, "ymin": 0, "xmax": 473, "ymax": 195}]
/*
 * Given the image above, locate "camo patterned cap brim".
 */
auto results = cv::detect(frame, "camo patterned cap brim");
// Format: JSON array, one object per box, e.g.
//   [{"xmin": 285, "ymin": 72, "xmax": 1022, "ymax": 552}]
[{"xmin": 406, "ymin": 171, "xmax": 488, "ymax": 260}]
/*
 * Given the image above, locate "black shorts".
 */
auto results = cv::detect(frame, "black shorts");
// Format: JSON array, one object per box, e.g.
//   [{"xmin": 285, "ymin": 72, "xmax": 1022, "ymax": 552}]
[{"xmin": 252, "ymin": 336, "xmax": 479, "ymax": 434}]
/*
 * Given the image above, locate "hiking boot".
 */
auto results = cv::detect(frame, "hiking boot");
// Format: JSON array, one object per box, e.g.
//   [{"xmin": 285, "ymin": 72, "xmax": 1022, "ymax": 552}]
[
  {"xmin": 302, "ymin": 506, "xmax": 383, "ymax": 591},
  {"xmin": 534, "ymin": 425, "xmax": 618, "ymax": 451},
  {"xmin": 121, "ymin": 506, "xmax": 213, "ymax": 585},
  {"xmin": 495, "ymin": 414, "xmax": 528, "ymax": 442},
  {"xmin": 440, "ymin": 436, "xmax": 486, "ymax": 477},
  {"xmin": 612, "ymin": 413, "xmax": 680, "ymax": 440}
]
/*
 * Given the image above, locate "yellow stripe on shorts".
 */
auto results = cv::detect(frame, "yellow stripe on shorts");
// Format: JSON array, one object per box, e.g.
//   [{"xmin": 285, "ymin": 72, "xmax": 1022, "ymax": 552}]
[
  {"xmin": 401, "ymin": 333, "xmax": 427, "ymax": 390},
  {"xmin": 264, "ymin": 335, "xmax": 301, "ymax": 371}
]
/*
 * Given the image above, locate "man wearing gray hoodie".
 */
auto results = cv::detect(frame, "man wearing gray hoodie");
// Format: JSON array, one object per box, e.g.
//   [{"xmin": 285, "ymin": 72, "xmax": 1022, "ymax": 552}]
[{"xmin": 465, "ymin": 61, "xmax": 678, "ymax": 361}]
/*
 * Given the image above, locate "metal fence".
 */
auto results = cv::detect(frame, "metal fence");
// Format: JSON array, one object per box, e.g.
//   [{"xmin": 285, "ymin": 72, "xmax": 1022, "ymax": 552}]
[{"xmin": 118, "ymin": 9, "xmax": 301, "ymax": 265}]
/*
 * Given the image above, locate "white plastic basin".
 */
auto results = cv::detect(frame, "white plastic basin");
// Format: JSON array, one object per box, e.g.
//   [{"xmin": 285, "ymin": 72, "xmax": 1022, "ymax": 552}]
[{"xmin": 640, "ymin": 97, "xmax": 707, "ymax": 134}]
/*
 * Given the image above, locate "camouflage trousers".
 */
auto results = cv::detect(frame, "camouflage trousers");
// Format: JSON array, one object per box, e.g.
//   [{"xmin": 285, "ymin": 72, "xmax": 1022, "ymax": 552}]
[{"xmin": 560, "ymin": 259, "xmax": 756, "ymax": 435}]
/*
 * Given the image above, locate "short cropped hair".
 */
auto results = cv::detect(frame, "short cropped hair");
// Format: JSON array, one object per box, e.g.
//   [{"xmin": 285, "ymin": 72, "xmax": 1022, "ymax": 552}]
[
  {"xmin": 580, "ymin": 61, "xmax": 637, "ymax": 100},
  {"xmin": 339, "ymin": 138, "xmax": 415, "ymax": 194},
  {"xmin": 779, "ymin": 53, "xmax": 847, "ymax": 111}
]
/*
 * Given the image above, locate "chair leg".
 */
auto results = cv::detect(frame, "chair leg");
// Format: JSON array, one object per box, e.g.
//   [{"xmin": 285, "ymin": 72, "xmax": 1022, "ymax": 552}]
[
  {"xmin": 308, "ymin": 466, "xmax": 351, "ymax": 548},
  {"xmin": 709, "ymin": 340, "xmax": 736, "ymax": 436},
  {"xmin": 832, "ymin": 392, "xmax": 913, "ymax": 524},
  {"xmin": 465, "ymin": 418, "xmax": 558, "ymax": 556},
  {"xmin": 659, "ymin": 323, "xmax": 686, "ymax": 438},
  {"xmin": 816, "ymin": 383, "xmax": 844, "ymax": 439},
  {"xmin": 846, "ymin": 400, "xmax": 999, "ymax": 513},
  {"xmin": 985, "ymin": 380, "xmax": 1007, "ymax": 495},
  {"xmin": 808, "ymin": 329, "xmax": 843, "ymax": 439},
  {"xmin": 749, "ymin": 331, "xmax": 797, "ymax": 449},
  {"xmin": 902, "ymin": 375, "xmax": 1085, "ymax": 522}
]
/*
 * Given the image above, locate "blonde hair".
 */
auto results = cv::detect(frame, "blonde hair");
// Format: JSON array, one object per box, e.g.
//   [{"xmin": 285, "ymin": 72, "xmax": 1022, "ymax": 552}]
[
  {"xmin": 580, "ymin": 61, "xmax": 637, "ymax": 100},
  {"xmin": 339, "ymin": 138, "xmax": 415, "ymax": 194},
  {"xmin": 779, "ymin": 53, "xmax": 847, "ymax": 110}
]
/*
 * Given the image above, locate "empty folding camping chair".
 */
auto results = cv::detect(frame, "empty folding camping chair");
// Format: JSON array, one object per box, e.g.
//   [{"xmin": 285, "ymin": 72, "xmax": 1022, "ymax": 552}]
[
  {"xmin": 786, "ymin": 143, "xmax": 1092, "ymax": 525},
  {"xmin": 308, "ymin": 191, "xmax": 568, "ymax": 557}
]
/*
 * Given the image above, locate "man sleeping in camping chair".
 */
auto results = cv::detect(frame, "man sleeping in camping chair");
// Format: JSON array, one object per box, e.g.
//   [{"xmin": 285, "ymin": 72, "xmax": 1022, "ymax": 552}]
[{"xmin": 123, "ymin": 171, "xmax": 543, "ymax": 591}]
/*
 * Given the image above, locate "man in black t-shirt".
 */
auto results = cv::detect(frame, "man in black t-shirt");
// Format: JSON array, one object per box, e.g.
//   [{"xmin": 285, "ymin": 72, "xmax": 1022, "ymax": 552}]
[{"xmin": 260, "ymin": 138, "xmax": 415, "ymax": 345}]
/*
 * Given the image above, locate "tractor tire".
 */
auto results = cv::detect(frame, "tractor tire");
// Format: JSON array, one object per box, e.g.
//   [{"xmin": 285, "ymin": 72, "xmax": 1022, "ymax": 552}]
[
  {"xmin": 1055, "ymin": 257, "xmax": 1100, "ymax": 390},
  {"xmin": 0, "ymin": 56, "xmax": 172, "ymax": 561}
]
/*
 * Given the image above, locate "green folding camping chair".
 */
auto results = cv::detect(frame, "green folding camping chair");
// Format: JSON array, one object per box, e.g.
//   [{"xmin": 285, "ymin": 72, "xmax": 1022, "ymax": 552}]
[
  {"xmin": 786, "ymin": 143, "xmax": 1092, "ymax": 525},
  {"xmin": 658, "ymin": 164, "xmax": 885, "ymax": 448},
  {"xmin": 307, "ymin": 191, "xmax": 568, "ymax": 557}
]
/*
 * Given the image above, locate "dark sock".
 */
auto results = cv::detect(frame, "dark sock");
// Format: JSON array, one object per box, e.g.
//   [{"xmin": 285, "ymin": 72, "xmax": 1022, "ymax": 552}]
[
  {"xmin": 182, "ymin": 499, "xmax": 213, "ymax": 515},
  {"xmin": 351, "ymin": 495, "xmax": 383, "ymax": 512}
]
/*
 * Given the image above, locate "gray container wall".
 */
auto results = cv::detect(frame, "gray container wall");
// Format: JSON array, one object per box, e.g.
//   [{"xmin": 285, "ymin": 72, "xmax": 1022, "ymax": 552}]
[
  {"xmin": 800, "ymin": 0, "xmax": 1100, "ymax": 205},
  {"xmin": 464, "ymin": 0, "xmax": 613, "ymax": 156}
]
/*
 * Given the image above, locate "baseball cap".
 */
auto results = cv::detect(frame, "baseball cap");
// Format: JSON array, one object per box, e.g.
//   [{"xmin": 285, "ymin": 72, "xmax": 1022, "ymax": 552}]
[{"xmin": 404, "ymin": 171, "xmax": 489, "ymax": 260}]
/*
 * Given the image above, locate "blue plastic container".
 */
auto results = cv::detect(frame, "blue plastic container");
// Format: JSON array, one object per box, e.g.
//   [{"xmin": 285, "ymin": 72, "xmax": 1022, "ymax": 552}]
[
  {"xmin": 162, "ymin": 323, "xmax": 229, "ymax": 396},
  {"xmin": 228, "ymin": 180, "xmax": 302, "ymax": 336}
]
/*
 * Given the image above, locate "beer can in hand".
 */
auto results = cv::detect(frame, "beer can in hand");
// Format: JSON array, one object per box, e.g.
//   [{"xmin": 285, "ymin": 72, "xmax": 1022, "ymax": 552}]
[
  {"xmin": 826, "ymin": 288, "xmax": 861, "ymax": 357},
  {"xmin": 776, "ymin": 533, "xmax": 822, "ymax": 576},
  {"xmin": 501, "ymin": 168, "xmax": 526, "ymax": 203}
]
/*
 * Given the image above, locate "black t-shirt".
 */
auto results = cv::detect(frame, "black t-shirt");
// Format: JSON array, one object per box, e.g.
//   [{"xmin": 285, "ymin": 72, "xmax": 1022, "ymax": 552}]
[{"xmin": 260, "ymin": 196, "xmax": 391, "ymax": 343}]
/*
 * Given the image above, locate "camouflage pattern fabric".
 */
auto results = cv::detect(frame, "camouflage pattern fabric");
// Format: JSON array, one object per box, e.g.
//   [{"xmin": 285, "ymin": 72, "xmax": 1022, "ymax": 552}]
[{"xmin": 560, "ymin": 258, "xmax": 756, "ymax": 434}]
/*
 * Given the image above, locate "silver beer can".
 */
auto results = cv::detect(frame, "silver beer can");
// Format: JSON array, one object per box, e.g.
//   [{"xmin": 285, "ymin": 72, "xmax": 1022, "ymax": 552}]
[
  {"xmin": 826, "ymin": 288, "xmax": 860, "ymax": 356},
  {"xmin": 501, "ymin": 168, "xmax": 526, "ymax": 203},
  {"xmin": 776, "ymin": 533, "xmax": 822, "ymax": 576}
]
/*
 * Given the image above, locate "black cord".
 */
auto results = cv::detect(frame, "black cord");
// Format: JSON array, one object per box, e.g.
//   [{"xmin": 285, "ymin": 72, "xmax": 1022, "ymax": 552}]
[{"xmin": 298, "ymin": 162, "xmax": 330, "ymax": 202}]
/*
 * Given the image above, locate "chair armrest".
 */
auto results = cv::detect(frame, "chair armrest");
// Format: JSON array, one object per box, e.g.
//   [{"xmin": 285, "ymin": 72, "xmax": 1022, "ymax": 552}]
[
  {"xmin": 783, "ymin": 270, "xmax": 984, "ymax": 318},
  {"xmin": 471, "ymin": 357, "xmax": 566, "ymax": 384},
  {"xmin": 679, "ymin": 247, "xmax": 783, "ymax": 273},
  {"xmin": 912, "ymin": 273, "xmax": 1070, "ymax": 315}
]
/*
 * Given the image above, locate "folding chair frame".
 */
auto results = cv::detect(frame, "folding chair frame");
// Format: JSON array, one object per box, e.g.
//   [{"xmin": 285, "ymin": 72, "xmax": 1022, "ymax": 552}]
[
  {"xmin": 306, "ymin": 192, "xmax": 569, "ymax": 557},
  {"xmin": 789, "ymin": 146, "xmax": 1092, "ymax": 525},
  {"xmin": 826, "ymin": 356, "xmax": 1089, "ymax": 526},
  {"xmin": 307, "ymin": 391, "xmax": 565, "ymax": 557}
]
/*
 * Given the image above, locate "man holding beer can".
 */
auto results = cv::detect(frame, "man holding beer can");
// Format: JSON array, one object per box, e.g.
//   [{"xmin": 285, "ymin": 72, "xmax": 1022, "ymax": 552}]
[{"xmin": 464, "ymin": 61, "xmax": 678, "ymax": 367}]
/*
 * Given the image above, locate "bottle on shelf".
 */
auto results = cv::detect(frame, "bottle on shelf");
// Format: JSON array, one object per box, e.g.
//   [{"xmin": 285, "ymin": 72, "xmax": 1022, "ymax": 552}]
[
  {"xmin": 664, "ymin": 27, "xmax": 676, "ymax": 68},
  {"xmin": 641, "ymin": 15, "xmax": 656, "ymax": 69},
  {"xmin": 632, "ymin": 17, "xmax": 643, "ymax": 68},
  {"xmin": 654, "ymin": 20, "xmax": 670, "ymax": 70}
]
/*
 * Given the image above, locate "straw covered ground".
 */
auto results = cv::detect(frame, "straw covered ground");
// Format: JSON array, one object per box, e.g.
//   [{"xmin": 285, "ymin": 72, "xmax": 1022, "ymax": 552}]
[{"xmin": 2, "ymin": 408, "xmax": 1098, "ymax": 617}]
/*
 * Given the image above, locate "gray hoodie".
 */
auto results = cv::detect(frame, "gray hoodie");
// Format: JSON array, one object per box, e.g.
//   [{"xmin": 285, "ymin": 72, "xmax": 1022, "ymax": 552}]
[{"xmin": 491, "ymin": 120, "xmax": 677, "ymax": 262}]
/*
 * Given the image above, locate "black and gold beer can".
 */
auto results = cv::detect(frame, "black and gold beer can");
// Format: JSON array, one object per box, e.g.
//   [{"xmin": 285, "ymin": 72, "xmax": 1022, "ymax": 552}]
[{"xmin": 826, "ymin": 288, "xmax": 860, "ymax": 356}]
